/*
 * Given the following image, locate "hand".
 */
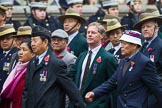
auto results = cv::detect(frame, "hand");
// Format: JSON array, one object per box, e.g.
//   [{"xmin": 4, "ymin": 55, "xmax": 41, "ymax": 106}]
[{"xmin": 85, "ymin": 92, "xmax": 95, "ymax": 102}]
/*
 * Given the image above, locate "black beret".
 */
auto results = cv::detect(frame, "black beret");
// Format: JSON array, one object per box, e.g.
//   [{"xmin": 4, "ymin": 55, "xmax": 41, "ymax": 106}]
[{"xmin": 32, "ymin": 26, "xmax": 51, "ymax": 40}]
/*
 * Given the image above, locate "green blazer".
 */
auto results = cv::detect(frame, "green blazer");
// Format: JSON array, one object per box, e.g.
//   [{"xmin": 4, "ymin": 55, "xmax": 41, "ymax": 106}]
[
  {"xmin": 70, "ymin": 47, "xmax": 118, "ymax": 108},
  {"xmin": 68, "ymin": 33, "xmax": 88, "ymax": 57}
]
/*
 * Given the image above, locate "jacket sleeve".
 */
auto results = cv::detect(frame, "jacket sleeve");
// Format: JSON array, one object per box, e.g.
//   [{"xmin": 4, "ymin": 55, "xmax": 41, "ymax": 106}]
[
  {"xmin": 92, "ymin": 69, "xmax": 118, "ymax": 99},
  {"xmin": 56, "ymin": 60, "xmax": 86, "ymax": 108},
  {"xmin": 141, "ymin": 60, "xmax": 162, "ymax": 107}
]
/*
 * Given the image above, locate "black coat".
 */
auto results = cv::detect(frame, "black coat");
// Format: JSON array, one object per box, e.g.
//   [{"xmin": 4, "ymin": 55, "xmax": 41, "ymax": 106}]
[
  {"xmin": 0, "ymin": 47, "xmax": 18, "ymax": 92},
  {"xmin": 22, "ymin": 48, "xmax": 85, "ymax": 108}
]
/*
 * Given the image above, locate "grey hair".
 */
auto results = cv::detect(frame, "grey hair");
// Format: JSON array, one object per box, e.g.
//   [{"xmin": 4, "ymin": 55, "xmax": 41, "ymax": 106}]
[{"xmin": 87, "ymin": 22, "xmax": 106, "ymax": 35}]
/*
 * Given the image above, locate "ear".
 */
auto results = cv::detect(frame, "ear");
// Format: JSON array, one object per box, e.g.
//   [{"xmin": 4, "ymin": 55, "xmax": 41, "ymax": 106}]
[{"xmin": 43, "ymin": 39, "xmax": 49, "ymax": 47}]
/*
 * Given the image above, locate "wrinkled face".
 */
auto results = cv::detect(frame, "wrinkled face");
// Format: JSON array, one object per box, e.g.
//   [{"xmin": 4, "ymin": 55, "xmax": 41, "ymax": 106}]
[
  {"xmin": 71, "ymin": 4, "xmax": 82, "ymax": 15},
  {"xmin": 51, "ymin": 37, "xmax": 67, "ymax": 52},
  {"xmin": 141, "ymin": 20, "xmax": 158, "ymax": 41},
  {"xmin": 109, "ymin": 28, "xmax": 123, "ymax": 47},
  {"xmin": 121, "ymin": 41, "xmax": 137, "ymax": 57},
  {"xmin": 6, "ymin": 6, "xmax": 13, "ymax": 18},
  {"xmin": 133, "ymin": 2, "xmax": 142, "ymax": 13},
  {"xmin": 63, "ymin": 18, "xmax": 80, "ymax": 34},
  {"xmin": 106, "ymin": 6, "xmax": 119, "ymax": 16},
  {"xmin": 32, "ymin": 9, "xmax": 46, "ymax": 20},
  {"xmin": 0, "ymin": 34, "xmax": 14, "ymax": 51},
  {"xmin": 18, "ymin": 43, "xmax": 34, "ymax": 63},
  {"xmin": 86, "ymin": 25, "xmax": 103, "ymax": 47},
  {"xmin": 31, "ymin": 36, "xmax": 48, "ymax": 55}
]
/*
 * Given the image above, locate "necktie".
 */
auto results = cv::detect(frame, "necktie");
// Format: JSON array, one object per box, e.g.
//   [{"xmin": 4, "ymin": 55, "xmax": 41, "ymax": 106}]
[
  {"xmin": 35, "ymin": 57, "xmax": 39, "ymax": 66},
  {"xmin": 122, "ymin": 58, "xmax": 131, "ymax": 77},
  {"xmin": 81, "ymin": 50, "xmax": 92, "ymax": 89},
  {"xmin": 108, "ymin": 48, "xmax": 116, "ymax": 54},
  {"xmin": 140, "ymin": 41, "xmax": 148, "ymax": 53},
  {"xmin": 3, "ymin": 52, "xmax": 6, "ymax": 58}
]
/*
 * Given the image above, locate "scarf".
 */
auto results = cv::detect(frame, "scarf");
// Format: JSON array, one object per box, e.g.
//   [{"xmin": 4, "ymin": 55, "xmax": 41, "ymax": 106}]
[{"xmin": 0, "ymin": 61, "xmax": 29, "ymax": 99}]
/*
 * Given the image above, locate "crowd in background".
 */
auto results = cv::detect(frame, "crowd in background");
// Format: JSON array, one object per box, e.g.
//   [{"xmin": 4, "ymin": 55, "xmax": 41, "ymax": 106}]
[{"xmin": 0, "ymin": 0, "xmax": 162, "ymax": 108}]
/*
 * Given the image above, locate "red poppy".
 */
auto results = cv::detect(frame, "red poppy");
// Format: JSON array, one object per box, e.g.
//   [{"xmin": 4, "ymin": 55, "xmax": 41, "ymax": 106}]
[
  {"xmin": 96, "ymin": 56, "xmax": 102, "ymax": 63},
  {"xmin": 66, "ymin": 46, "xmax": 70, "ymax": 51},
  {"xmin": 148, "ymin": 48, "xmax": 152, "ymax": 52},
  {"xmin": 130, "ymin": 61, "xmax": 135, "ymax": 67},
  {"xmin": 44, "ymin": 55, "xmax": 49, "ymax": 62}
]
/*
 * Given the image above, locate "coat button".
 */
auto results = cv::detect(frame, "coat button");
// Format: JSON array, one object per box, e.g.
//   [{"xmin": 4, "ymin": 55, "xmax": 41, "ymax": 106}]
[
  {"xmin": 124, "ymin": 104, "xmax": 127, "ymax": 107},
  {"xmin": 129, "ymin": 83, "xmax": 132, "ymax": 86},
  {"xmin": 0, "ymin": 79, "xmax": 1, "ymax": 81},
  {"xmin": 124, "ymin": 94, "xmax": 127, "ymax": 97}
]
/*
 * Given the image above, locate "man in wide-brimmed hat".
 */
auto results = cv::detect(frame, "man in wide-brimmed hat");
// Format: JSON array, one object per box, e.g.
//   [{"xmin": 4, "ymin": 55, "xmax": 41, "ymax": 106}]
[
  {"xmin": 0, "ymin": 24, "xmax": 18, "ymax": 92},
  {"xmin": 134, "ymin": 12, "xmax": 162, "ymax": 108},
  {"xmin": 9, "ymin": 26, "xmax": 32, "ymax": 72},
  {"xmin": 106, "ymin": 19, "xmax": 126, "ymax": 60},
  {"xmin": 98, "ymin": 15, "xmax": 121, "ymax": 52},
  {"xmin": 121, "ymin": 0, "xmax": 143, "ymax": 30},
  {"xmin": 58, "ymin": 8, "xmax": 88, "ymax": 57}
]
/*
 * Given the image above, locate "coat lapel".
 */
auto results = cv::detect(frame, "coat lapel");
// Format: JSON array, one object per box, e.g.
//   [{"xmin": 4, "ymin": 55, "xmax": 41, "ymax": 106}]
[{"xmin": 120, "ymin": 52, "xmax": 140, "ymax": 89}]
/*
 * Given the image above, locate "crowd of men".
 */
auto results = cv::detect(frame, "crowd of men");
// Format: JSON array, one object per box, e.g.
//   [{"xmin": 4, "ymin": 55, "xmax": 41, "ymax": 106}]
[{"xmin": 0, "ymin": 0, "xmax": 162, "ymax": 108}]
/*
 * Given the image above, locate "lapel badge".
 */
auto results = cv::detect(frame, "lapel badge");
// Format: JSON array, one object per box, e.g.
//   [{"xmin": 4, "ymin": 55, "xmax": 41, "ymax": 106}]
[
  {"xmin": 44, "ymin": 55, "xmax": 50, "ymax": 65},
  {"xmin": 148, "ymin": 48, "xmax": 153, "ymax": 53},
  {"xmin": 93, "ymin": 64, "xmax": 97, "ymax": 75},
  {"xmin": 129, "ymin": 61, "xmax": 135, "ymax": 71},
  {"xmin": 150, "ymin": 55, "xmax": 154, "ymax": 62},
  {"xmin": 96, "ymin": 56, "xmax": 102, "ymax": 63}
]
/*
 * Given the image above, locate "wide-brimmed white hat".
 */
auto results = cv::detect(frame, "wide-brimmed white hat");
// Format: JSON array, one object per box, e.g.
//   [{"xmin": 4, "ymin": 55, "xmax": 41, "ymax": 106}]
[{"xmin": 120, "ymin": 30, "xmax": 142, "ymax": 46}]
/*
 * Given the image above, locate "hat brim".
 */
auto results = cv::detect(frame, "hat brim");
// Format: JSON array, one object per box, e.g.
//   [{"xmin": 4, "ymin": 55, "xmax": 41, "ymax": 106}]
[
  {"xmin": 58, "ymin": 15, "xmax": 86, "ymax": 24},
  {"xmin": 134, "ymin": 17, "xmax": 162, "ymax": 30},
  {"xmin": 106, "ymin": 25, "xmax": 127, "ymax": 34}
]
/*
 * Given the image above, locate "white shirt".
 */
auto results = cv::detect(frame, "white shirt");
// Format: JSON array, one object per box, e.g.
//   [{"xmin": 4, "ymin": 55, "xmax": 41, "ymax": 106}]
[
  {"xmin": 3, "ymin": 50, "xmax": 10, "ymax": 57},
  {"xmin": 146, "ymin": 35, "xmax": 157, "ymax": 48},
  {"xmin": 112, "ymin": 43, "xmax": 121, "ymax": 55},
  {"xmin": 79, "ymin": 45, "xmax": 102, "ymax": 89},
  {"xmin": 36, "ymin": 50, "xmax": 48, "ymax": 65},
  {"xmin": 68, "ymin": 31, "xmax": 79, "ymax": 45}
]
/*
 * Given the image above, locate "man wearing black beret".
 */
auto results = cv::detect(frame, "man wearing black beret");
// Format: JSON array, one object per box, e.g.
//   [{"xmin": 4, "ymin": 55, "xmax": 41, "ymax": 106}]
[{"xmin": 22, "ymin": 26, "xmax": 85, "ymax": 108}]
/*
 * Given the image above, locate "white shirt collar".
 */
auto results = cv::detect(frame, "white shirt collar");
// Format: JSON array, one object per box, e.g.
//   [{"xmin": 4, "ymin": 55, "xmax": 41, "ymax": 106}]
[{"xmin": 37, "ymin": 49, "xmax": 48, "ymax": 64}]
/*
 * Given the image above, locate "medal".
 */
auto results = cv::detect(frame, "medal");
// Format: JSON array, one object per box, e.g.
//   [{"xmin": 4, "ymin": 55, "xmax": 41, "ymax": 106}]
[
  {"xmin": 150, "ymin": 55, "xmax": 154, "ymax": 62},
  {"xmin": 3, "ymin": 62, "xmax": 10, "ymax": 72}
]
